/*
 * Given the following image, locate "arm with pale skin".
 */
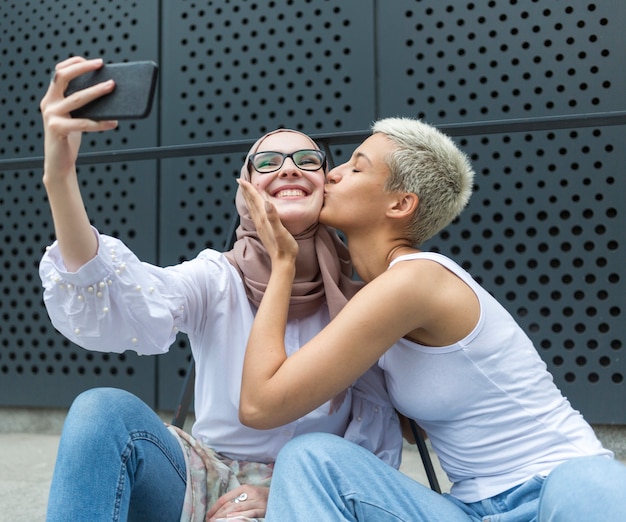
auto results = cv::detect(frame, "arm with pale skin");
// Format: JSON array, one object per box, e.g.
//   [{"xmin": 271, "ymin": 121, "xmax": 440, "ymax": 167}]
[
  {"xmin": 237, "ymin": 179, "xmax": 433, "ymax": 429},
  {"xmin": 41, "ymin": 56, "xmax": 119, "ymax": 271}
]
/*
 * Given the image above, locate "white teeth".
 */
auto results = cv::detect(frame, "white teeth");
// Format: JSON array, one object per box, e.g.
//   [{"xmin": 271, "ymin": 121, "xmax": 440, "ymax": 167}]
[{"xmin": 276, "ymin": 189, "xmax": 306, "ymax": 198}]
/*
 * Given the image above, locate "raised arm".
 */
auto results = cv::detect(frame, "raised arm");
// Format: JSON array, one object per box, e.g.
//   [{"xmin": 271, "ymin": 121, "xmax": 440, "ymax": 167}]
[{"xmin": 40, "ymin": 57, "xmax": 119, "ymax": 271}]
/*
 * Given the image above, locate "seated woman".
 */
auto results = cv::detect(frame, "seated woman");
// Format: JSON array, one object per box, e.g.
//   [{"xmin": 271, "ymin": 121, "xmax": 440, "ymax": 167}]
[
  {"xmin": 39, "ymin": 57, "xmax": 401, "ymax": 522},
  {"xmin": 238, "ymin": 117, "xmax": 626, "ymax": 521}
]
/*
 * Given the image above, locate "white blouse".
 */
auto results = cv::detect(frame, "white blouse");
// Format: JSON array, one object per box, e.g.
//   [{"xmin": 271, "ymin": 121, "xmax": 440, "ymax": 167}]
[{"xmin": 40, "ymin": 229, "xmax": 401, "ymax": 466}]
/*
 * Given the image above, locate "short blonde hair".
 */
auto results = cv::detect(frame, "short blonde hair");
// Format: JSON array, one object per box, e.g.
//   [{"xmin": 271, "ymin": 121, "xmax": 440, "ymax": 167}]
[{"xmin": 372, "ymin": 117, "xmax": 475, "ymax": 246}]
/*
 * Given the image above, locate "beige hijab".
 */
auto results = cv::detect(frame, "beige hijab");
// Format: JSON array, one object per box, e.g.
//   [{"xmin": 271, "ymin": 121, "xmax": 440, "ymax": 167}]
[{"xmin": 224, "ymin": 129, "xmax": 362, "ymax": 320}]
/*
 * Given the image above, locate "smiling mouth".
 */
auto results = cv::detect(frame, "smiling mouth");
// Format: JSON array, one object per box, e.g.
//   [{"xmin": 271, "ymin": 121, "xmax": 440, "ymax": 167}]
[{"xmin": 274, "ymin": 189, "xmax": 307, "ymax": 198}]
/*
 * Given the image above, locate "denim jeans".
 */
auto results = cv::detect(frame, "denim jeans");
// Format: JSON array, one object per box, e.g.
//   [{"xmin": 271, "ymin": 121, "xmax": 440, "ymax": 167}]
[
  {"xmin": 46, "ymin": 388, "xmax": 187, "ymax": 521},
  {"xmin": 266, "ymin": 432, "xmax": 626, "ymax": 522}
]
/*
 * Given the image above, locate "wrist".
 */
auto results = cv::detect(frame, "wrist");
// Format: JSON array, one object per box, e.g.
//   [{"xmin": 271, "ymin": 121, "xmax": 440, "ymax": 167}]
[
  {"xmin": 272, "ymin": 256, "xmax": 297, "ymax": 274},
  {"xmin": 43, "ymin": 166, "xmax": 76, "ymax": 190}
]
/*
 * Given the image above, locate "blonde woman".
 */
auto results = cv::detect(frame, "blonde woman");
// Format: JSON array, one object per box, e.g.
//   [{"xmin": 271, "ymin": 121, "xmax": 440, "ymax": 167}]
[{"xmin": 239, "ymin": 117, "xmax": 626, "ymax": 521}]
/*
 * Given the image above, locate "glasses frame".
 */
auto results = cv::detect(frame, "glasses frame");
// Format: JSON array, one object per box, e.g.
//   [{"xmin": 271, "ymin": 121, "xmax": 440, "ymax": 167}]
[{"xmin": 248, "ymin": 149, "xmax": 327, "ymax": 174}]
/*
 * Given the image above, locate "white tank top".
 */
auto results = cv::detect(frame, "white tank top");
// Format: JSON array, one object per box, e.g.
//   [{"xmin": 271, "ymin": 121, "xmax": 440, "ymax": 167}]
[{"xmin": 379, "ymin": 252, "xmax": 611, "ymax": 502}]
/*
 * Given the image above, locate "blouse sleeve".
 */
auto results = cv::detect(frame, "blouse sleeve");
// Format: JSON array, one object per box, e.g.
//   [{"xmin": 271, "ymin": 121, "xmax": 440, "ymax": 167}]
[
  {"xmin": 39, "ymin": 228, "xmax": 213, "ymax": 355},
  {"xmin": 343, "ymin": 363, "xmax": 403, "ymax": 469}
]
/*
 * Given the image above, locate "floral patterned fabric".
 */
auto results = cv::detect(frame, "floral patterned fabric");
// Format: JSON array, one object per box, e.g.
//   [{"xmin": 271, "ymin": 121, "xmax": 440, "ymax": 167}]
[{"xmin": 169, "ymin": 425, "xmax": 273, "ymax": 522}]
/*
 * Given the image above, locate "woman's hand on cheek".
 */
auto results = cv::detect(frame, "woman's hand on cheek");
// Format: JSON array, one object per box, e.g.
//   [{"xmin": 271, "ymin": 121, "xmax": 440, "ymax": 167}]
[{"xmin": 237, "ymin": 179, "xmax": 299, "ymax": 264}]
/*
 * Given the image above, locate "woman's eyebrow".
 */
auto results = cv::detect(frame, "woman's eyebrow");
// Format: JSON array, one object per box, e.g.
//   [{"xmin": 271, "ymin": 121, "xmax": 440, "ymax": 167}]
[{"xmin": 354, "ymin": 151, "xmax": 373, "ymax": 165}]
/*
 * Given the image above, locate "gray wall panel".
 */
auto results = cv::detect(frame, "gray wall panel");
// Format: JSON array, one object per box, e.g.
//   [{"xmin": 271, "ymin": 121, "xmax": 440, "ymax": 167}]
[
  {"xmin": 160, "ymin": 0, "xmax": 376, "ymax": 144},
  {"xmin": 0, "ymin": 1, "xmax": 160, "ymax": 408},
  {"xmin": 377, "ymin": 1, "xmax": 626, "ymax": 123}
]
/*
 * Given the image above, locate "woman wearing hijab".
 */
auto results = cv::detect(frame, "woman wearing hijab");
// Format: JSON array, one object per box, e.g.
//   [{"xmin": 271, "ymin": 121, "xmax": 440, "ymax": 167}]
[{"xmin": 40, "ymin": 57, "xmax": 401, "ymax": 521}]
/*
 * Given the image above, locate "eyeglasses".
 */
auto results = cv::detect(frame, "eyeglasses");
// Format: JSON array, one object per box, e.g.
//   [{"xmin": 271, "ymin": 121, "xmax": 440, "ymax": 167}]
[{"xmin": 248, "ymin": 149, "xmax": 326, "ymax": 174}]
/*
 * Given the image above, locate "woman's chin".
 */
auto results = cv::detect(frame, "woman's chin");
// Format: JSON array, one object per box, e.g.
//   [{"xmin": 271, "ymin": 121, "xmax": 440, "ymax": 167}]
[{"xmin": 278, "ymin": 212, "xmax": 320, "ymax": 235}]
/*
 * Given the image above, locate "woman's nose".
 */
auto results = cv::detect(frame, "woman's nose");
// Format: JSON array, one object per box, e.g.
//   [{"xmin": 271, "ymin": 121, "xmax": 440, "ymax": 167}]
[
  {"xmin": 326, "ymin": 167, "xmax": 340, "ymax": 183},
  {"xmin": 278, "ymin": 157, "xmax": 303, "ymax": 177}
]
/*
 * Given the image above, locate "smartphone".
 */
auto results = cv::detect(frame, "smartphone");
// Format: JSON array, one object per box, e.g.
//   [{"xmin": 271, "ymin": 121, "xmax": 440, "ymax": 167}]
[{"xmin": 65, "ymin": 61, "xmax": 158, "ymax": 120}]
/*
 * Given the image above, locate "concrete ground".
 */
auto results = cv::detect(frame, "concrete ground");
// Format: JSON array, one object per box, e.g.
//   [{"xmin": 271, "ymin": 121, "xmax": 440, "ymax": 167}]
[
  {"xmin": 1, "ymin": 409, "xmax": 624, "ymax": 521},
  {"xmin": 0, "ymin": 433, "xmax": 60, "ymax": 522}
]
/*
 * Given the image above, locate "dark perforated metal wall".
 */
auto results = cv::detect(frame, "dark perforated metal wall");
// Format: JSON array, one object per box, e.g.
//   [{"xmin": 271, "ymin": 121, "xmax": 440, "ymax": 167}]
[
  {"xmin": 0, "ymin": 0, "xmax": 160, "ymax": 406},
  {"xmin": 0, "ymin": 1, "xmax": 624, "ymax": 421}
]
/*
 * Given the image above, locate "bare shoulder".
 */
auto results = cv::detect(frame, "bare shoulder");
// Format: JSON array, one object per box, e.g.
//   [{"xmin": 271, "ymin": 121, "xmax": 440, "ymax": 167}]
[
  {"xmin": 382, "ymin": 257, "xmax": 479, "ymax": 345},
  {"xmin": 331, "ymin": 257, "xmax": 478, "ymax": 350},
  {"xmin": 381, "ymin": 257, "xmax": 456, "ymax": 293},
  {"xmin": 385, "ymin": 257, "xmax": 476, "ymax": 302},
  {"xmin": 351, "ymin": 258, "xmax": 454, "ymax": 322}
]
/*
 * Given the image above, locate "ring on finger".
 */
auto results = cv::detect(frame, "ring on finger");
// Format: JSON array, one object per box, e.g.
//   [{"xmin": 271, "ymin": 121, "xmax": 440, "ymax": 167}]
[{"xmin": 231, "ymin": 492, "xmax": 248, "ymax": 503}]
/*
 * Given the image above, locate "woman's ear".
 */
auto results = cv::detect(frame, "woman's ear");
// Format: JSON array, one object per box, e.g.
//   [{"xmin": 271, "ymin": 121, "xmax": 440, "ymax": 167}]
[{"xmin": 387, "ymin": 192, "xmax": 418, "ymax": 219}]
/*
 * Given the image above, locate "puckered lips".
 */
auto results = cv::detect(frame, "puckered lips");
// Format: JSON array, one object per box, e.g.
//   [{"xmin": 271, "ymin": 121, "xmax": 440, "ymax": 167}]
[{"xmin": 270, "ymin": 184, "xmax": 311, "ymax": 199}]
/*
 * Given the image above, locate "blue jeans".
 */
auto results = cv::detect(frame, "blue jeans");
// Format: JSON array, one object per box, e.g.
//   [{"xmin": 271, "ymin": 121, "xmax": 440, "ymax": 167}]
[
  {"xmin": 46, "ymin": 388, "xmax": 186, "ymax": 521},
  {"xmin": 266, "ymin": 433, "xmax": 626, "ymax": 522}
]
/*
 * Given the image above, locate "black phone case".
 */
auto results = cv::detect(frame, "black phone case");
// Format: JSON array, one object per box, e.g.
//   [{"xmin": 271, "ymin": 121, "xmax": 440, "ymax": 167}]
[{"xmin": 65, "ymin": 61, "xmax": 158, "ymax": 120}]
